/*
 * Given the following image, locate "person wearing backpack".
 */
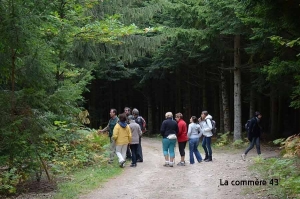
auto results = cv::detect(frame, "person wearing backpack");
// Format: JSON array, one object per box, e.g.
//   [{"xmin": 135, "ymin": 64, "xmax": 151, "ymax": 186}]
[
  {"xmin": 241, "ymin": 111, "xmax": 263, "ymax": 161},
  {"xmin": 132, "ymin": 108, "xmax": 146, "ymax": 162},
  {"xmin": 200, "ymin": 111, "xmax": 213, "ymax": 162},
  {"xmin": 128, "ymin": 115, "xmax": 142, "ymax": 167}
]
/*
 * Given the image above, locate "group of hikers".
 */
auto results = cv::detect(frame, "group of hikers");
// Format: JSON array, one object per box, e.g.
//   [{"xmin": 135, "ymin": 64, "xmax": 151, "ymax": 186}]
[
  {"xmin": 99, "ymin": 107, "xmax": 263, "ymax": 167},
  {"xmin": 99, "ymin": 107, "xmax": 146, "ymax": 167},
  {"xmin": 160, "ymin": 111, "xmax": 214, "ymax": 167}
]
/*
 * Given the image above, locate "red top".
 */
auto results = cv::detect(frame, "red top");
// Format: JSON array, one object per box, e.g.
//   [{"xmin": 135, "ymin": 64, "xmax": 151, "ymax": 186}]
[{"xmin": 177, "ymin": 119, "xmax": 188, "ymax": 142}]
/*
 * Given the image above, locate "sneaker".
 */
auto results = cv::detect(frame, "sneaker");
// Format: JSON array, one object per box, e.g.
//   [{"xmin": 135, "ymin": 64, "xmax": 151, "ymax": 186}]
[
  {"xmin": 169, "ymin": 162, "xmax": 174, "ymax": 167},
  {"xmin": 120, "ymin": 160, "xmax": 126, "ymax": 168},
  {"xmin": 130, "ymin": 164, "xmax": 137, "ymax": 167},
  {"xmin": 177, "ymin": 162, "xmax": 185, "ymax": 166},
  {"xmin": 241, "ymin": 154, "xmax": 246, "ymax": 161},
  {"xmin": 136, "ymin": 159, "xmax": 143, "ymax": 162},
  {"xmin": 163, "ymin": 162, "xmax": 169, "ymax": 167}
]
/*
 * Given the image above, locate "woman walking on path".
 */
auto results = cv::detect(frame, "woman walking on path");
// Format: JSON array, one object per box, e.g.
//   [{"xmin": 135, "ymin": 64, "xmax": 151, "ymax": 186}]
[
  {"xmin": 160, "ymin": 112, "xmax": 179, "ymax": 167},
  {"xmin": 200, "ymin": 111, "xmax": 213, "ymax": 162},
  {"xmin": 112, "ymin": 113, "xmax": 132, "ymax": 168},
  {"xmin": 175, "ymin": 113, "xmax": 188, "ymax": 166},
  {"xmin": 128, "ymin": 115, "xmax": 142, "ymax": 167},
  {"xmin": 187, "ymin": 116, "xmax": 203, "ymax": 164}
]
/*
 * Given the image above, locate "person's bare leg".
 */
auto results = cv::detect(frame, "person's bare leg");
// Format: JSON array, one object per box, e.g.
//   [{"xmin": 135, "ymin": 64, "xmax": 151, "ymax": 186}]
[
  {"xmin": 181, "ymin": 156, "xmax": 185, "ymax": 162},
  {"xmin": 169, "ymin": 157, "xmax": 174, "ymax": 167},
  {"xmin": 164, "ymin": 155, "xmax": 169, "ymax": 166}
]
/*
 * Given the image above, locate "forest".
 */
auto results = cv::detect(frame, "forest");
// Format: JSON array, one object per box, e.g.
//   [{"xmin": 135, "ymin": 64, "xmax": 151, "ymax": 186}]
[{"xmin": 0, "ymin": 0, "xmax": 300, "ymax": 196}]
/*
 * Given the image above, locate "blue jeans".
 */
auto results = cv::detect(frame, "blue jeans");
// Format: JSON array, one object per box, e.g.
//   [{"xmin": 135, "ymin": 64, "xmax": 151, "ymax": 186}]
[
  {"xmin": 245, "ymin": 137, "xmax": 261, "ymax": 155},
  {"xmin": 136, "ymin": 136, "xmax": 143, "ymax": 161},
  {"xmin": 202, "ymin": 136, "xmax": 212, "ymax": 156},
  {"xmin": 130, "ymin": 144, "xmax": 139, "ymax": 164},
  {"xmin": 162, "ymin": 138, "xmax": 176, "ymax": 158},
  {"xmin": 189, "ymin": 138, "xmax": 202, "ymax": 164}
]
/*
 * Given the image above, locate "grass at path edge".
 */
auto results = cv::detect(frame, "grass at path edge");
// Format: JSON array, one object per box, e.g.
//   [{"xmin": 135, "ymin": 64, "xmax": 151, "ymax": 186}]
[{"xmin": 54, "ymin": 163, "xmax": 122, "ymax": 199}]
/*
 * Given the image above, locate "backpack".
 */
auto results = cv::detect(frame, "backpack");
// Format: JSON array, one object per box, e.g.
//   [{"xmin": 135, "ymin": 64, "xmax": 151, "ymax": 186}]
[
  {"xmin": 135, "ymin": 116, "xmax": 147, "ymax": 133},
  {"xmin": 205, "ymin": 118, "xmax": 217, "ymax": 135},
  {"xmin": 245, "ymin": 118, "xmax": 259, "ymax": 141},
  {"xmin": 244, "ymin": 119, "xmax": 251, "ymax": 133}
]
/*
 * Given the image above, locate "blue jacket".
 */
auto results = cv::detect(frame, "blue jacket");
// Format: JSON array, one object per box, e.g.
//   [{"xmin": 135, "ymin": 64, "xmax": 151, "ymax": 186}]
[{"xmin": 160, "ymin": 118, "xmax": 179, "ymax": 138}]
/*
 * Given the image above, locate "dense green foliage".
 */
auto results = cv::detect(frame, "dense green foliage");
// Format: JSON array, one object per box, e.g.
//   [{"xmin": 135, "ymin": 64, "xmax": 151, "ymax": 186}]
[
  {"xmin": 87, "ymin": 0, "xmax": 300, "ymax": 137},
  {"xmin": 0, "ymin": 0, "xmax": 143, "ymax": 195}
]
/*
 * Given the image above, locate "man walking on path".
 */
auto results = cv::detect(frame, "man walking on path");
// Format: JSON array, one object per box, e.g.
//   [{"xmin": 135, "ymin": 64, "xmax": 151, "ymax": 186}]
[
  {"xmin": 99, "ymin": 109, "xmax": 119, "ymax": 163},
  {"xmin": 241, "ymin": 111, "xmax": 263, "ymax": 161}
]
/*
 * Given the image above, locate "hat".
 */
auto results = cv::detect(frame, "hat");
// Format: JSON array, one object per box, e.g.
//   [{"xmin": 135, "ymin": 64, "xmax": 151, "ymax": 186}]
[{"xmin": 128, "ymin": 115, "xmax": 135, "ymax": 121}]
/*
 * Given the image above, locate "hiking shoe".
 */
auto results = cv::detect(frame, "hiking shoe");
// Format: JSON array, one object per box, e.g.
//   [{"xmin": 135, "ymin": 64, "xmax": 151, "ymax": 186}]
[
  {"xmin": 241, "ymin": 154, "xmax": 246, "ymax": 161},
  {"xmin": 177, "ymin": 162, "xmax": 185, "ymax": 166}
]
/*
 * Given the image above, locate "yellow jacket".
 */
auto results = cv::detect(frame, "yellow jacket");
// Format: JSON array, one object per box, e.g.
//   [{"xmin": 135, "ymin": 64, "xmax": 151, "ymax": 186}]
[{"xmin": 112, "ymin": 123, "xmax": 132, "ymax": 145}]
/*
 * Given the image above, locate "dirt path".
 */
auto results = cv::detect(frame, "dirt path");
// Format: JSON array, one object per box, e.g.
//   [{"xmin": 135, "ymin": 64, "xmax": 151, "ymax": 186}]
[{"xmin": 80, "ymin": 137, "xmax": 278, "ymax": 199}]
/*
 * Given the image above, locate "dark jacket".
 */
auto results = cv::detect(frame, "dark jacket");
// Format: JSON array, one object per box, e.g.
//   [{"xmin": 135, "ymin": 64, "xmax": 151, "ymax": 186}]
[
  {"xmin": 248, "ymin": 117, "xmax": 262, "ymax": 139},
  {"xmin": 160, "ymin": 118, "xmax": 179, "ymax": 138}
]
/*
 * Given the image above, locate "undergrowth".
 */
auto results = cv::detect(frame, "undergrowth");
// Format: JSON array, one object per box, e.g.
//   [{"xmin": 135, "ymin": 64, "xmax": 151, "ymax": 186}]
[
  {"xmin": 250, "ymin": 157, "xmax": 300, "ymax": 198},
  {"xmin": 54, "ymin": 162, "xmax": 122, "ymax": 199},
  {"xmin": 249, "ymin": 134, "xmax": 300, "ymax": 198},
  {"xmin": 214, "ymin": 131, "xmax": 249, "ymax": 149}
]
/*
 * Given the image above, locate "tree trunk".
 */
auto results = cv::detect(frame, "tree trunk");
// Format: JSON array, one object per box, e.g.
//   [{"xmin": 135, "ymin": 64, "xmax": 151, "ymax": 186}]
[
  {"xmin": 202, "ymin": 67, "xmax": 207, "ymax": 110},
  {"xmin": 184, "ymin": 70, "xmax": 191, "ymax": 119},
  {"xmin": 219, "ymin": 83, "xmax": 224, "ymax": 133},
  {"xmin": 11, "ymin": 48, "xmax": 16, "ymax": 114},
  {"xmin": 233, "ymin": 34, "xmax": 242, "ymax": 141},
  {"xmin": 249, "ymin": 67, "xmax": 256, "ymax": 118},
  {"xmin": 176, "ymin": 68, "xmax": 181, "ymax": 112},
  {"xmin": 277, "ymin": 95, "xmax": 283, "ymax": 137},
  {"xmin": 221, "ymin": 58, "xmax": 230, "ymax": 133},
  {"xmin": 270, "ymin": 87, "xmax": 279, "ymax": 138},
  {"xmin": 213, "ymin": 85, "xmax": 219, "ymax": 134},
  {"xmin": 249, "ymin": 88, "xmax": 255, "ymax": 118},
  {"xmin": 146, "ymin": 95, "xmax": 153, "ymax": 135}
]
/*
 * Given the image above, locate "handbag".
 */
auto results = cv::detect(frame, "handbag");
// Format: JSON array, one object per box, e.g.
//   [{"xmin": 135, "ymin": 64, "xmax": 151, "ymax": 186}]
[{"xmin": 167, "ymin": 134, "xmax": 177, "ymax": 140}]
